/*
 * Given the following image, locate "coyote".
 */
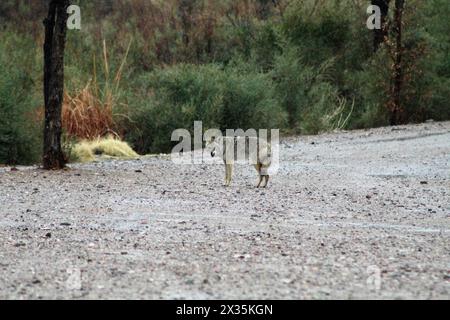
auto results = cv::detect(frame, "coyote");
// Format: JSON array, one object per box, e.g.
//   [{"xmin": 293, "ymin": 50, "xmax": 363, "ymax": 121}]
[{"xmin": 206, "ymin": 135, "xmax": 272, "ymax": 187}]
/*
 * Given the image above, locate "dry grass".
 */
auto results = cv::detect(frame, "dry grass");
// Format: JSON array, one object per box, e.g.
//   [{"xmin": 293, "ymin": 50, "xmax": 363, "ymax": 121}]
[
  {"xmin": 62, "ymin": 83, "xmax": 116, "ymax": 140},
  {"xmin": 62, "ymin": 39, "xmax": 132, "ymax": 140},
  {"xmin": 71, "ymin": 136, "xmax": 139, "ymax": 163}
]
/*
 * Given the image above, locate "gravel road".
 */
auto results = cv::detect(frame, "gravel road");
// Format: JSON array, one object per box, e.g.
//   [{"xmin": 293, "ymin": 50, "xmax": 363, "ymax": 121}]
[{"xmin": 0, "ymin": 122, "xmax": 449, "ymax": 299}]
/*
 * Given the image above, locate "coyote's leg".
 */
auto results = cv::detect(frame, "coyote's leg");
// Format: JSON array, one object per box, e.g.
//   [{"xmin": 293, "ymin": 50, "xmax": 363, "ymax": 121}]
[
  {"xmin": 255, "ymin": 163, "xmax": 263, "ymax": 188},
  {"xmin": 257, "ymin": 176, "xmax": 264, "ymax": 188},
  {"xmin": 260, "ymin": 164, "xmax": 269, "ymax": 188},
  {"xmin": 224, "ymin": 163, "xmax": 229, "ymax": 185},
  {"xmin": 225, "ymin": 163, "xmax": 233, "ymax": 186},
  {"xmin": 228, "ymin": 164, "xmax": 233, "ymax": 186},
  {"xmin": 263, "ymin": 175, "xmax": 270, "ymax": 188}
]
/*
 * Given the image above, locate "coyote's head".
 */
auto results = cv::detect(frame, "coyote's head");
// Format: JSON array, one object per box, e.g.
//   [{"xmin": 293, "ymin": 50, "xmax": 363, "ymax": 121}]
[{"xmin": 205, "ymin": 136, "xmax": 223, "ymax": 158}]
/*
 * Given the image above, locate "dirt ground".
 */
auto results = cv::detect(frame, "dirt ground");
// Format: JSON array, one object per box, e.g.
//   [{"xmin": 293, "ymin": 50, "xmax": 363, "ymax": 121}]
[{"xmin": 0, "ymin": 122, "xmax": 449, "ymax": 300}]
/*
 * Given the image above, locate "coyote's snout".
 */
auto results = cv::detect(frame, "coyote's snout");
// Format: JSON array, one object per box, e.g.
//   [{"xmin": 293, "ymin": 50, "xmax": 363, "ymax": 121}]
[{"xmin": 206, "ymin": 135, "xmax": 272, "ymax": 188}]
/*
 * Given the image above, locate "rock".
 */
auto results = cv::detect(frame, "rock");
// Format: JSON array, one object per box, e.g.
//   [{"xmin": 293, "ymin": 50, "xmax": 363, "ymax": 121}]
[{"xmin": 185, "ymin": 279, "xmax": 194, "ymax": 285}]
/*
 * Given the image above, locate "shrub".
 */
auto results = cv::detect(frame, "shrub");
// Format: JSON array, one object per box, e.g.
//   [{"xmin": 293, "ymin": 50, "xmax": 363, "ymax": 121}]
[
  {"xmin": 419, "ymin": 0, "xmax": 450, "ymax": 121},
  {"xmin": 345, "ymin": 0, "xmax": 450, "ymax": 128},
  {"xmin": 125, "ymin": 63, "xmax": 286, "ymax": 154},
  {"xmin": 344, "ymin": 48, "xmax": 391, "ymax": 129},
  {"xmin": 62, "ymin": 84, "xmax": 116, "ymax": 140},
  {"xmin": 62, "ymin": 39, "xmax": 132, "ymax": 140},
  {"xmin": 282, "ymin": 0, "xmax": 351, "ymax": 67},
  {"xmin": 0, "ymin": 31, "xmax": 41, "ymax": 165},
  {"xmin": 272, "ymin": 46, "xmax": 352, "ymax": 134}
]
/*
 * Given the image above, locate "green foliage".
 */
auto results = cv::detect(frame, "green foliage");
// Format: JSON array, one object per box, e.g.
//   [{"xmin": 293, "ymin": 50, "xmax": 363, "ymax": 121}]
[
  {"xmin": 0, "ymin": 32, "xmax": 42, "ymax": 165},
  {"xmin": 282, "ymin": 0, "xmax": 351, "ymax": 66},
  {"xmin": 272, "ymin": 46, "xmax": 353, "ymax": 133},
  {"xmin": 0, "ymin": 0, "xmax": 449, "ymax": 161},
  {"xmin": 345, "ymin": 48, "xmax": 391, "ymax": 129},
  {"xmin": 419, "ymin": 0, "xmax": 450, "ymax": 121},
  {"xmin": 345, "ymin": 0, "xmax": 450, "ymax": 127},
  {"xmin": 126, "ymin": 64, "xmax": 285, "ymax": 153}
]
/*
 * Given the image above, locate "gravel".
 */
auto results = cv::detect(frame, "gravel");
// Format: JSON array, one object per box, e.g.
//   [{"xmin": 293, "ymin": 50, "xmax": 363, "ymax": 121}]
[{"xmin": 0, "ymin": 121, "xmax": 449, "ymax": 299}]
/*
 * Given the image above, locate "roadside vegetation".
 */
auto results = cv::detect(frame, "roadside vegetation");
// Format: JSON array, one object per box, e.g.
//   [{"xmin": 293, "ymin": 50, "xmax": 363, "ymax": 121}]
[{"xmin": 0, "ymin": 0, "xmax": 448, "ymax": 164}]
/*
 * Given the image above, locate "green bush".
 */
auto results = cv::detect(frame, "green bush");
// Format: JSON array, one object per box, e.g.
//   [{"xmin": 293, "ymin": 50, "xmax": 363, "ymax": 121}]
[
  {"xmin": 125, "ymin": 64, "xmax": 286, "ymax": 154},
  {"xmin": 345, "ymin": 0, "xmax": 450, "ymax": 127},
  {"xmin": 272, "ymin": 46, "xmax": 352, "ymax": 134},
  {"xmin": 0, "ymin": 32, "xmax": 42, "ymax": 165},
  {"xmin": 344, "ymin": 47, "xmax": 391, "ymax": 129},
  {"xmin": 282, "ymin": 0, "xmax": 351, "ymax": 67},
  {"xmin": 420, "ymin": 0, "xmax": 450, "ymax": 121}
]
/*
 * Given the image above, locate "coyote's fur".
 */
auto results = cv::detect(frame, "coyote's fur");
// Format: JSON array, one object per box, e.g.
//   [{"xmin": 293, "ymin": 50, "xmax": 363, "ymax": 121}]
[{"xmin": 206, "ymin": 135, "xmax": 272, "ymax": 187}]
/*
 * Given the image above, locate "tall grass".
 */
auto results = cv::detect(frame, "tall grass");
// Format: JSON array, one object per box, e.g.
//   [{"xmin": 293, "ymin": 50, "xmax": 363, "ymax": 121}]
[{"xmin": 62, "ymin": 39, "xmax": 132, "ymax": 140}]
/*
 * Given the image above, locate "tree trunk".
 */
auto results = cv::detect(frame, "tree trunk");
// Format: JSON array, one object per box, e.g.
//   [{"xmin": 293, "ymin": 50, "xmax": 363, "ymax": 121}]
[
  {"xmin": 178, "ymin": 0, "xmax": 195, "ymax": 47},
  {"xmin": 256, "ymin": 0, "xmax": 273, "ymax": 20},
  {"xmin": 372, "ymin": 0, "xmax": 390, "ymax": 52},
  {"xmin": 43, "ymin": 0, "xmax": 69, "ymax": 169},
  {"xmin": 390, "ymin": 0, "xmax": 405, "ymax": 125}
]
